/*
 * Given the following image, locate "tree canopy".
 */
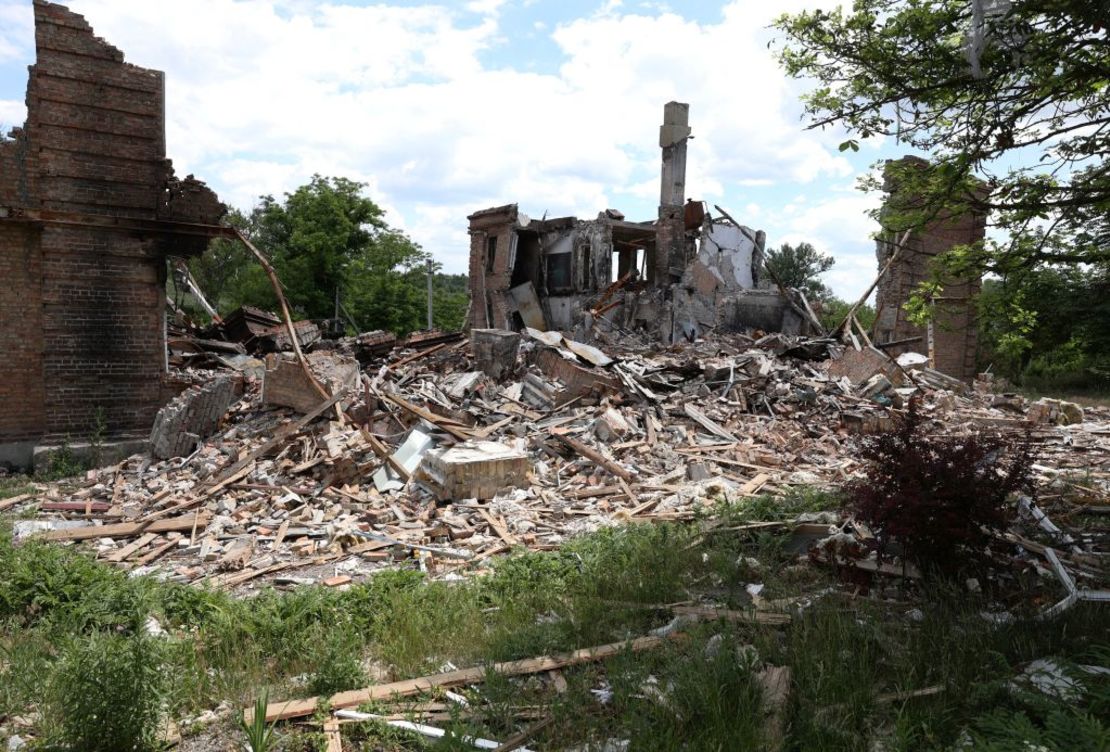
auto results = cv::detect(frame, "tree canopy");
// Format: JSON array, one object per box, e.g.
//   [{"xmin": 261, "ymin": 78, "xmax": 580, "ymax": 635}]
[
  {"xmin": 187, "ymin": 175, "xmax": 467, "ymax": 336},
  {"xmin": 774, "ymin": 1, "xmax": 1109, "ymax": 275},
  {"xmin": 764, "ymin": 241, "xmax": 836, "ymax": 302}
]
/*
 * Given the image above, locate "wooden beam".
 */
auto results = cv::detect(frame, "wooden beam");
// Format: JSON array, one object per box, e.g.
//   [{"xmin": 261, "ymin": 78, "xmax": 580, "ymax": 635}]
[
  {"xmin": 256, "ymin": 635, "xmax": 670, "ymax": 722},
  {"xmin": 551, "ymin": 433, "xmax": 634, "ymax": 482}
]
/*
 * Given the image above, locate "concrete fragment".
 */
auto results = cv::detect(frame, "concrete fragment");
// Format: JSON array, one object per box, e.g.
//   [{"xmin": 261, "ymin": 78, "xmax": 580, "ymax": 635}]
[
  {"xmin": 593, "ymin": 408, "xmax": 632, "ymax": 442},
  {"xmin": 419, "ymin": 441, "xmax": 530, "ymax": 501},
  {"xmin": 860, "ymin": 374, "xmax": 893, "ymax": 400},
  {"xmin": 471, "ymin": 329, "xmax": 521, "ymax": 381},
  {"xmin": 1028, "ymin": 398, "xmax": 1084, "ymax": 426}
]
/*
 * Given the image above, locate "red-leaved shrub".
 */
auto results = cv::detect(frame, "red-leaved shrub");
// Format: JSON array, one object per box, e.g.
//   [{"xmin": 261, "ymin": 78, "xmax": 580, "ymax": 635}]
[{"xmin": 845, "ymin": 400, "xmax": 1034, "ymax": 574}]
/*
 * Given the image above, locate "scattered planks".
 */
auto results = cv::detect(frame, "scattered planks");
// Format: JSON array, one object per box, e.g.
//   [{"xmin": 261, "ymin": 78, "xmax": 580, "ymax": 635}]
[
  {"xmin": 255, "ymin": 634, "xmax": 673, "ymax": 723},
  {"xmin": 38, "ymin": 513, "xmax": 210, "ymax": 542}
]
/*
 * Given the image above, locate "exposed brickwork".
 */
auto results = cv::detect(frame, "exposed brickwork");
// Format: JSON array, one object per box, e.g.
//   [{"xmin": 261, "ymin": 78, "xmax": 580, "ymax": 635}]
[
  {"xmin": 874, "ymin": 157, "xmax": 984, "ymax": 382},
  {"xmin": 0, "ymin": 1, "xmax": 224, "ymax": 459},
  {"xmin": 466, "ymin": 204, "xmax": 517, "ymax": 330},
  {"xmin": 150, "ymin": 374, "xmax": 244, "ymax": 459}
]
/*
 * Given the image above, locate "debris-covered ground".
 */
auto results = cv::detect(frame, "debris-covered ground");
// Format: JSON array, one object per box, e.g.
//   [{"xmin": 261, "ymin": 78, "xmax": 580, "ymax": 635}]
[{"xmin": 1, "ymin": 326, "xmax": 1108, "ymax": 750}]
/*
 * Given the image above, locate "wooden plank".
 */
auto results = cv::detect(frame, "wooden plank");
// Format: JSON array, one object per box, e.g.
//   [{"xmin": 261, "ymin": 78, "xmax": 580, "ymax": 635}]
[
  {"xmin": 671, "ymin": 605, "xmax": 791, "ymax": 626},
  {"xmin": 257, "ymin": 635, "xmax": 671, "ymax": 722},
  {"xmin": 552, "ymin": 433, "xmax": 633, "ymax": 482},
  {"xmin": 381, "ymin": 391, "xmax": 474, "ymax": 441},
  {"xmin": 683, "ymin": 403, "xmax": 739, "ymax": 443},
  {"xmin": 104, "ymin": 532, "xmax": 157, "ymax": 562},
  {"xmin": 38, "ymin": 513, "xmax": 210, "ymax": 542},
  {"xmin": 479, "ymin": 508, "xmax": 518, "ymax": 547},
  {"xmin": 135, "ymin": 536, "xmax": 178, "ymax": 566},
  {"xmin": 385, "ymin": 341, "xmax": 449, "ymax": 372},
  {"xmin": 39, "ymin": 501, "xmax": 113, "ymax": 513},
  {"xmin": 493, "ymin": 716, "xmax": 554, "ymax": 752},
  {"xmin": 323, "ymin": 718, "xmax": 343, "ymax": 752},
  {"xmin": 0, "ymin": 493, "xmax": 34, "ymax": 512},
  {"xmin": 207, "ymin": 391, "xmax": 347, "ymax": 490},
  {"xmin": 740, "ymin": 473, "xmax": 771, "ymax": 496}
]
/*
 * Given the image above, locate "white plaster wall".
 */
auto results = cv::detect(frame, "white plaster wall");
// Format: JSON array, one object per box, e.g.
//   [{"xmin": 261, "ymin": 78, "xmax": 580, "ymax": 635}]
[{"xmin": 698, "ymin": 223, "xmax": 757, "ymax": 290}]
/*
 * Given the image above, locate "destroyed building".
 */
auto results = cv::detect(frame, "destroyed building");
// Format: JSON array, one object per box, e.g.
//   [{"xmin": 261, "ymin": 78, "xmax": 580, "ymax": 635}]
[
  {"xmin": 466, "ymin": 103, "xmax": 820, "ymax": 343},
  {"xmin": 0, "ymin": 0, "xmax": 225, "ymax": 468},
  {"xmin": 873, "ymin": 156, "xmax": 984, "ymax": 381}
]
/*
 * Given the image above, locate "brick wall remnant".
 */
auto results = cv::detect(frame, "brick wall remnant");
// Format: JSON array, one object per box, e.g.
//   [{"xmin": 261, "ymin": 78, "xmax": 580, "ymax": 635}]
[
  {"xmin": 150, "ymin": 374, "xmax": 244, "ymax": 459},
  {"xmin": 0, "ymin": 1, "xmax": 226, "ymax": 466},
  {"xmin": 873, "ymin": 156, "xmax": 984, "ymax": 381},
  {"xmin": 471, "ymin": 329, "xmax": 521, "ymax": 381}
]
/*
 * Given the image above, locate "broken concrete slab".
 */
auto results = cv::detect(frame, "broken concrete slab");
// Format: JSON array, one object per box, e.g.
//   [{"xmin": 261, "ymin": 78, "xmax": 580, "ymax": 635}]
[{"xmin": 825, "ymin": 346, "xmax": 898, "ymax": 386}]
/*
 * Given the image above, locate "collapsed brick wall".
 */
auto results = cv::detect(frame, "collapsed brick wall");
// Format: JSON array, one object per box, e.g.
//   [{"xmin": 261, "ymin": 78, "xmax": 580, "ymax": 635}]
[
  {"xmin": 0, "ymin": 0, "xmax": 223, "ymax": 459},
  {"xmin": 150, "ymin": 374, "xmax": 243, "ymax": 459},
  {"xmin": 874, "ymin": 160, "xmax": 984, "ymax": 381}
]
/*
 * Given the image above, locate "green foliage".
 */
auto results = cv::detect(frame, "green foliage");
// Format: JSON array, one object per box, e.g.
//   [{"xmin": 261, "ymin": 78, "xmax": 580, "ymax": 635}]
[
  {"xmin": 190, "ymin": 175, "xmax": 466, "ymax": 337},
  {"xmin": 186, "ymin": 208, "xmax": 253, "ymax": 312},
  {"xmin": 305, "ymin": 620, "xmax": 368, "ymax": 697},
  {"xmin": 2, "ymin": 497, "xmax": 1109, "ymax": 750},
  {"xmin": 775, "ymin": 1, "xmax": 1110, "ymax": 273},
  {"xmin": 240, "ymin": 691, "xmax": 282, "ymax": 752},
  {"xmin": 36, "ymin": 438, "xmax": 89, "ymax": 481},
  {"xmin": 49, "ymin": 630, "xmax": 167, "ymax": 752},
  {"xmin": 765, "ymin": 241, "xmax": 835, "ymax": 302},
  {"xmin": 817, "ymin": 297, "xmax": 876, "ymax": 334},
  {"xmin": 977, "ymin": 266, "xmax": 1110, "ymax": 392}
]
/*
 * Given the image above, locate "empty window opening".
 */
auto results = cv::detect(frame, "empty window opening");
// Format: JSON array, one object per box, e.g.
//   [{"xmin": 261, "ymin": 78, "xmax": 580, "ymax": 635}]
[{"xmin": 486, "ymin": 235, "xmax": 497, "ymax": 273}]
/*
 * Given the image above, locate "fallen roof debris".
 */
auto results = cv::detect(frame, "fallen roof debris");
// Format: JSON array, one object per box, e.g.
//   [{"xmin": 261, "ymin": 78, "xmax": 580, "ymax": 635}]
[{"xmin": 7, "ymin": 321, "xmax": 1107, "ymax": 605}]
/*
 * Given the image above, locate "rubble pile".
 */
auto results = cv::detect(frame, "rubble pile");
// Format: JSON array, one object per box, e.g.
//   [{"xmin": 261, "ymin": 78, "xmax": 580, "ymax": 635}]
[{"xmin": 8, "ymin": 327, "xmax": 1110, "ymax": 593}]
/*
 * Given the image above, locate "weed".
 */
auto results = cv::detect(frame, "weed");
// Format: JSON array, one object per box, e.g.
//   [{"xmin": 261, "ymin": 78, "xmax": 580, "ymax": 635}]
[
  {"xmin": 89, "ymin": 405, "xmax": 108, "ymax": 468},
  {"xmin": 48, "ymin": 630, "xmax": 167, "ymax": 752},
  {"xmin": 240, "ymin": 691, "xmax": 281, "ymax": 752},
  {"xmin": 0, "ymin": 474, "xmax": 35, "ymax": 500},
  {"xmin": 306, "ymin": 620, "xmax": 368, "ymax": 697},
  {"xmin": 37, "ymin": 437, "xmax": 88, "ymax": 481}
]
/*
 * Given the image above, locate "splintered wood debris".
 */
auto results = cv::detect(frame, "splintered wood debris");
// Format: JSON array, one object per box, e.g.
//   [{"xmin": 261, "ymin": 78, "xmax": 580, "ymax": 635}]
[{"xmin": 8, "ymin": 327, "xmax": 1110, "ymax": 595}]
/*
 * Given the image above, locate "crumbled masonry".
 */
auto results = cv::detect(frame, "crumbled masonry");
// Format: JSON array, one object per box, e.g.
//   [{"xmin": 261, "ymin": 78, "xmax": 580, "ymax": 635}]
[{"xmin": 9, "ymin": 326, "xmax": 1108, "ymax": 595}]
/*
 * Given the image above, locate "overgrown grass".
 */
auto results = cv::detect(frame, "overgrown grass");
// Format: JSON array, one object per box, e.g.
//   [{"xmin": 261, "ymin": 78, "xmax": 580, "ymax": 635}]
[{"xmin": 0, "ymin": 489, "xmax": 1107, "ymax": 750}]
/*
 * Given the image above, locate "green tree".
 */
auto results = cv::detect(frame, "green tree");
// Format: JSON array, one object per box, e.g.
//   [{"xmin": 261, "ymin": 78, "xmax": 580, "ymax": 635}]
[
  {"xmin": 978, "ymin": 265, "xmax": 1110, "ymax": 390},
  {"xmin": 774, "ymin": 1, "xmax": 1109, "ymax": 275},
  {"xmin": 227, "ymin": 175, "xmax": 434, "ymax": 335},
  {"xmin": 818, "ymin": 297, "xmax": 876, "ymax": 335},
  {"xmin": 186, "ymin": 208, "xmax": 252, "ymax": 312},
  {"xmin": 764, "ymin": 241, "xmax": 836, "ymax": 302}
]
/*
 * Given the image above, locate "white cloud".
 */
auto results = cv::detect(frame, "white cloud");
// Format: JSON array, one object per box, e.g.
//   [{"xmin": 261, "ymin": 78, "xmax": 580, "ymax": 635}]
[
  {"xmin": 0, "ymin": 0, "xmax": 873, "ymax": 279},
  {"xmin": 764, "ymin": 193, "xmax": 884, "ymax": 300}
]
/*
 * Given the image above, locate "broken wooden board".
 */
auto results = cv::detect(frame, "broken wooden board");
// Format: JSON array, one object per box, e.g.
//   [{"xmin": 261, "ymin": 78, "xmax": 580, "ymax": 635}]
[
  {"xmin": 38, "ymin": 513, "xmax": 210, "ymax": 542},
  {"xmin": 256, "ymin": 634, "xmax": 672, "ymax": 722}
]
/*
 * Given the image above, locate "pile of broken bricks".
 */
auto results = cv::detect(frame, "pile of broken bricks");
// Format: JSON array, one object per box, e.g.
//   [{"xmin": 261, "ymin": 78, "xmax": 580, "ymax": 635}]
[{"xmin": 5, "ymin": 326, "xmax": 1110, "ymax": 596}]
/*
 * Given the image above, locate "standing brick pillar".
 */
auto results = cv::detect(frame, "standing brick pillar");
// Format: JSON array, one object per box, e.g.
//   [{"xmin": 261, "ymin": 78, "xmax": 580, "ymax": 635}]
[{"xmin": 873, "ymin": 156, "xmax": 985, "ymax": 381}]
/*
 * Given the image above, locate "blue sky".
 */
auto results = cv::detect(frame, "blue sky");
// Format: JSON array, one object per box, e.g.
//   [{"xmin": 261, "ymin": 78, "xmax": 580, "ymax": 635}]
[{"xmin": 0, "ymin": 0, "xmax": 909, "ymax": 297}]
